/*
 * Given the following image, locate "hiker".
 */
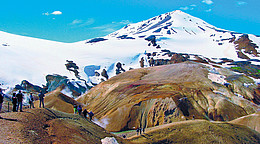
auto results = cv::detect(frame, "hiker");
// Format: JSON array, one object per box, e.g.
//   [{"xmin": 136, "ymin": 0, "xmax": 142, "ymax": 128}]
[
  {"xmin": 0, "ymin": 89, "xmax": 3, "ymax": 112},
  {"xmin": 73, "ymin": 105, "xmax": 77, "ymax": 114},
  {"xmin": 12, "ymin": 93, "xmax": 17, "ymax": 112},
  {"xmin": 83, "ymin": 109, "xmax": 88, "ymax": 118},
  {"xmin": 139, "ymin": 57, "xmax": 144, "ymax": 68},
  {"xmin": 77, "ymin": 105, "xmax": 82, "ymax": 115},
  {"xmin": 29, "ymin": 93, "xmax": 35, "ymax": 109},
  {"xmin": 38, "ymin": 91, "xmax": 45, "ymax": 108},
  {"xmin": 16, "ymin": 90, "xmax": 24, "ymax": 112},
  {"xmin": 136, "ymin": 128, "xmax": 140, "ymax": 135},
  {"xmin": 149, "ymin": 57, "xmax": 154, "ymax": 67},
  {"xmin": 142, "ymin": 127, "xmax": 145, "ymax": 134},
  {"xmin": 89, "ymin": 111, "xmax": 94, "ymax": 121}
]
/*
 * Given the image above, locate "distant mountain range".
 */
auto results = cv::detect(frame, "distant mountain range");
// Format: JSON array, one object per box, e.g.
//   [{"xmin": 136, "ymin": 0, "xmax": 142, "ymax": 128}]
[{"xmin": 0, "ymin": 10, "xmax": 259, "ymax": 97}]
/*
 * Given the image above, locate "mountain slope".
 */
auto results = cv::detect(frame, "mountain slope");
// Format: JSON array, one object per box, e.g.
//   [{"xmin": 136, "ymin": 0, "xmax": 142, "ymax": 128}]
[
  {"xmin": 128, "ymin": 120, "xmax": 260, "ymax": 144},
  {"xmin": 0, "ymin": 10, "xmax": 259, "ymax": 97},
  {"xmin": 229, "ymin": 111, "xmax": 260, "ymax": 133},
  {"xmin": 0, "ymin": 108, "xmax": 127, "ymax": 144},
  {"xmin": 77, "ymin": 62, "xmax": 259, "ymax": 132}
]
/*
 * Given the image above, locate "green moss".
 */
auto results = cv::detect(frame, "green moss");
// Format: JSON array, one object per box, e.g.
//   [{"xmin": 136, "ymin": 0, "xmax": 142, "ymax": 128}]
[
  {"xmin": 231, "ymin": 67, "xmax": 242, "ymax": 70},
  {"xmin": 230, "ymin": 66, "xmax": 260, "ymax": 79}
]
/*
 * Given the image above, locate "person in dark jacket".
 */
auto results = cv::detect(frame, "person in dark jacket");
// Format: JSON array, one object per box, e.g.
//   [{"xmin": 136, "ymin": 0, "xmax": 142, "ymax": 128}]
[
  {"xmin": 83, "ymin": 109, "xmax": 88, "ymax": 118},
  {"xmin": 0, "ymin": 89, "xmax": 4, "ymax": 112},
  {"xmin": 136, "ymin": 128, "xmax": 140, "ymax": 135},
  {"xmin": 89, "ymin": 111, "xmax": 94, "ymax": 121},
  {"xmin": 12, "ymin": 93, "xmax": 17, "ymax": 112},
  {"xmin": 77, "ymin": 105, "xmax": 82, "ymax": 115},
  {"xmin": 16, "ymin": 90, "xmax": 24, "ymax": 112},
  {"xmin": 38, "ymin": 91, "xmax": 45, "ymax": 108},
  {"xmin": 142, "ymin": 126, "xmax": 145, "ymax": 134},
  {"xmin": 29, "ymin": 93, "xmax": 35, "ymax": 109}
]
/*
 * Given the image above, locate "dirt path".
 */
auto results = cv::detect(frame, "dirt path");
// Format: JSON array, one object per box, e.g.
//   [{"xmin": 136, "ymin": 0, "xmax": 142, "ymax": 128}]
[{"xmin": 113, "ymin": 122, "xmax": 184, "ymax": 139}]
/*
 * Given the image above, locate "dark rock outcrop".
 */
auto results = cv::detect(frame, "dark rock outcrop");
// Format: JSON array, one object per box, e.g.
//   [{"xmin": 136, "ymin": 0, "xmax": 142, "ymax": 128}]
[
  {"xmin": 86, "ymin": 38, "xmax": 108, "ymax": 43},
  {"xmin": 145, "ymin": 35, "xmax": 157, "ymax": 47},
  {"xmin": 116, "ymin": 62, "xmax": 125, "ymax": 75},
  {"xmin": 101, "ymin": 69, "xmax": 109, "ymax": 80},
  {"xmin": 234, "ymin": 34, "xmax": 259, "ymax": 58},
  {"xmin": 46, "ymin": 74, "xmax": 86, "ymax": 98},
  {"xmin": 15, "ymin": 80, "xmax": 44, "ymax": 93}
]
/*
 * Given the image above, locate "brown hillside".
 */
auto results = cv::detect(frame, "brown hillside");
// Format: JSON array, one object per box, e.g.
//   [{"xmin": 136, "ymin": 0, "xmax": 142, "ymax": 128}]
[
  {"xmin": 230, "ymin": 111, "xmax": 260, "ymax": 133},
  {"xmin": 129, "ymin": 120, "xmax": 260, "ymax": 144},
  {"xmin": 77, "ymin": 62, "xmax": 259, "ymax": 132},
  {"xmin": 0, "ymin": 108, "xmax": 128, "ymax": 144},
  {"xmin": 34, "ymin": 88, "xmax": 84, "ymax": 113}
]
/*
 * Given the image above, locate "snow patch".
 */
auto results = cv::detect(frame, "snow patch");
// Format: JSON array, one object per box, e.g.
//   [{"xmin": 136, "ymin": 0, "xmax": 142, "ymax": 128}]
[
  {"xmin": 101, "ymin": 137, "xmax": 119, "ymax": 144},
  {"xmin": 93, "ymin": 117, "xmax": 110, "ymax": 128},
  {"xmin": 60, "ymin": 86, "xmax": 74, "ymax": 98},
  {"xmin": 208, "ymin": 73, "xmax": 227, "ymax": 85}
]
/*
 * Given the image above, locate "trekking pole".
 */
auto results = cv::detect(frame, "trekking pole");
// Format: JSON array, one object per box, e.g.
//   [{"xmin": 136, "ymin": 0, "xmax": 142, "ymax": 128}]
[{"xmin": 8, "ymin": 102, "xmax": 9, "ymax": 112}]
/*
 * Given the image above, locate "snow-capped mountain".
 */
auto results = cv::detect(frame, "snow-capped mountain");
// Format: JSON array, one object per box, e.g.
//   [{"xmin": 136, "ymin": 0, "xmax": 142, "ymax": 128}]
[{"xmin": 0, "ymin": 10, "xmax": 259, "ymax": 97}]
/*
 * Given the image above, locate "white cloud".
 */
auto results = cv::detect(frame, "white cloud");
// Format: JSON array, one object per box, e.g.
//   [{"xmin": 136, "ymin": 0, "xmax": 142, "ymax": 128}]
[
  {"xmin": 51, "ymin": 11, "xmax": 62, "ymax": 15},
  {"xmin": 92, "ymin": 20, "xmax": 131, "ymax": 33},
  {"xmin": 69, "ymin": 18, "xmax": 95, "ymax": 28},
  {"xmin": 237, "ymin": 1, "xmax": 247, "ymax": 6},
  {"xmin": 179, "ymin": 4, "xmax": 197, "ymax": 11},
  {"xmin": 180, "ymin": 6, "xmax": 189, "ymax": 11},
  {"xmin": 190, "ymin": 4, "xmax": 197, "ymax": 7},
  {"xmin": 205, "ymin": 9, "xmax": 212, "ymax": 12},
  {"xmin": 119, "ymin": 20, "xmax": 131, "ymax": 25},
  {"xmin": 202, "ymin": 0, "xmax": 214, "ymax": 5},
  {"xmin": 112, "ymin": 20, "xmax": 131, "ymax": 25},
  {"xmin": 43, "ymin": 11, "xmax": 62, "ymax": 16},
  {"xmin": 42, "ymin": 12, "xmax": 50, "ymax": 16},
  {"xmin": 103, "ymin": 28, "xmax": 117, "ymax": 33},
  {"xmin": 70, "ymin": 19, "xmax": 83, "ymax": 25},
  {"xmin": 92, "ymin": 24, "xmax": 117, "ymax": 33}
]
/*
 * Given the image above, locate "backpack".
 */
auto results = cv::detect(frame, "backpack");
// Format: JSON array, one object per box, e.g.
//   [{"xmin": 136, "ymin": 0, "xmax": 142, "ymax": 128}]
[
  {"xmin": 39, "ymin": 93, "xmax": 45, "ymax": 99},
  {"xmin": 89, "ymin": 111, "xmax": 94, "ymax": 117}
]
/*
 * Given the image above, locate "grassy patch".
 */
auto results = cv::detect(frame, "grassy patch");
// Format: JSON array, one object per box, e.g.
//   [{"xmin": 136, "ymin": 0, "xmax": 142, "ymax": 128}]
[
  {"xmin": 231, "ymin": 67, "xmax": 242, "ymax": 71},
  {"xmin": 230, "ymin": 66, "xmax": 260, "ymax": 79}
]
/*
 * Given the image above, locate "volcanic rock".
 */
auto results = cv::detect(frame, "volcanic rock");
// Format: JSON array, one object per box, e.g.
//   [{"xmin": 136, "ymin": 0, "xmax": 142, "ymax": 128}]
[{"xmin": 77, "ymin": 62, "xmax": 259, "ymax": 131}]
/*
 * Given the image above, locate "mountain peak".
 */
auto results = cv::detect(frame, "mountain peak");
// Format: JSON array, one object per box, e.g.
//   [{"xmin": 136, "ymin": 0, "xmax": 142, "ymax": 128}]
[{"xmin": 108, "ymin": 9, "xmax": 213, "ymax": 38}]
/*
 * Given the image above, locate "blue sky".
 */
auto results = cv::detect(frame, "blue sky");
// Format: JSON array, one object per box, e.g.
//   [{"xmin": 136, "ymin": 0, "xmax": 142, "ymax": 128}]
[{"xmin": 0, "ymin": 0, "xmax": 259, "ymax": 42}]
